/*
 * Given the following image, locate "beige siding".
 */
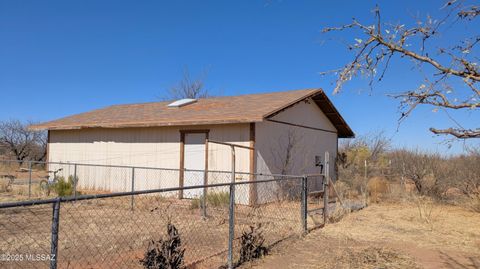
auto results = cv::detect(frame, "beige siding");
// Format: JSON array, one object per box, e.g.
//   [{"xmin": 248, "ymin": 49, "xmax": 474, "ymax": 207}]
[
  {"xmin": 49, "ymin": 124, "xmax": 250, "ymax": 200},
  {"xmin": 48, "ymin": 98, "xmax": 341, "ymax": 205},
  {"xmin": 255, "ymin": 98, "xmax": 338, "ymax": 203}
]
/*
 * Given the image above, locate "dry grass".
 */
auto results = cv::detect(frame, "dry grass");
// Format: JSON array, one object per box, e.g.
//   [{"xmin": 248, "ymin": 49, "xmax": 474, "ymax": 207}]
[
  {"xmin": 0, "ymin": 178, "xmax": 11, "ymax": 193},
  {"xmin": 318, "ymin": 244, "xmax": 420, "ymax": 269},
  {"xmin": 245, "ymin": 228, "xmax": 420, "ymax": 269},
  {"xmin": 0, "ymin": 184, "xmax": 45, "ymax": 203},
  {"xmin": 324, "ymin": 202, "xmax": 480, "ymax": 253},
  {"xmin": 0, "ymin": 162, "xmax": 48, "ymax": 202},
  {"xmin": 246, "ymin": 201, "xmax": 480, "ymax": 269}
]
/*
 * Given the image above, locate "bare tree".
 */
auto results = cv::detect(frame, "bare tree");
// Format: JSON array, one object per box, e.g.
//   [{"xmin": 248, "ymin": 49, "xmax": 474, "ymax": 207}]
[
  {"xmin": 270, "ymin": 129, "xmax": 305, "ymax": 199},
  {"xmin": 437, "ymin": 147, "xmax": 480, "ymax": 198},
  {"xmin": 166, "ymin": 68, "xmax": 209, "ymax": 100},
  {"xmin": 389, "ymin": 149, "xmax": 441, "ymax": 195},
  {"xmin": 322, "ymin": 1, "xmax": 479, "ymax": 139},
  {"xmin": 0, "ymin": 119, "xmax": 47, "ymax": 164}
]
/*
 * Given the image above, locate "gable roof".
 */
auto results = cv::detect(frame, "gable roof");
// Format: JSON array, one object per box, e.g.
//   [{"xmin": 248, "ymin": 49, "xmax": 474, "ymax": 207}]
[{"xmin": 31, "ymin": 89, "xmax": 354, "ymax": 138}]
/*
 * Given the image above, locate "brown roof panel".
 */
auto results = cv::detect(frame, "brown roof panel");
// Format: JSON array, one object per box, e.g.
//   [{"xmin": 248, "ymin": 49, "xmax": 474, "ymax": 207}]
[{"xmin": 31, "ymin": 89, "xmax": 354, "ymax": 138}]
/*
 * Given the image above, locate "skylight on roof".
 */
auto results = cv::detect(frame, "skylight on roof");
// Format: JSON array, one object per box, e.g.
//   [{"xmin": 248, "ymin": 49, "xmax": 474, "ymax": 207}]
[{"xmin": 167, "ymin": 98, "xmax": 197, "ymax": 108}]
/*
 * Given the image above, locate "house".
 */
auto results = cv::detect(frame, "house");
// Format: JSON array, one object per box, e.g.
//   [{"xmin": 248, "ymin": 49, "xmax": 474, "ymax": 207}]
[{"xmin": 32, "ymin": 89, "xmax": 354, "ymax": 204}]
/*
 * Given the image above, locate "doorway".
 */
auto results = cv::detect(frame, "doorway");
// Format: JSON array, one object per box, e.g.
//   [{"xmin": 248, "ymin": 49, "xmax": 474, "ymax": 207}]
[{"xmin": 181, "ymin": 131, "xmax": 208, "ymax": 198}]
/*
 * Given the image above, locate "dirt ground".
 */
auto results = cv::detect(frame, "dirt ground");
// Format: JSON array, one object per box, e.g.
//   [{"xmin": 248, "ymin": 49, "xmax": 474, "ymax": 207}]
[
  {"xmin": 0, "ymin": 194, "xmax": 303, "ymax": 269},
  {"xmin": 246, "ymin": 202, "xmax": 480, "ymax": 269},
  {"xmin": 0, "ymin": 163, "xmax": 48, "ymax": 203}
]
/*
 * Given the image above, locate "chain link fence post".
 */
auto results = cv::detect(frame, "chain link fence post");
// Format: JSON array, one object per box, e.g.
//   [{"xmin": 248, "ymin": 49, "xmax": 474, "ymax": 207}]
[
  {"xmin": 201, "ymin": 170, "xmax": 207, "ymax": 218},
  {"xmin": 301, "ymin": 175, "xmax": 308, "ymax": 234},
  {"xmin": 73, "ymin": 164, "xmax": 77, "ymax": 199},
  {"xmin": 323, "ymin": 152, "xmax": 330, "ymax": 225},
  {"xmin": 28, "ymin": 161, "xmax": 32, "ymax": 199},
  {"xmin": 131, "ymin": 167, "xmax": 135, "ymax": 211},
  {"xmin": 50, "ymin": 198, "xmax": 61, "ymax": 269},
  {"xmin": 227, "ymin": 144, "xmax": 236, "ymax": 269},
  {"xmin": 228, "ymin": 183, "xmax": 235, "ymax": 269}
]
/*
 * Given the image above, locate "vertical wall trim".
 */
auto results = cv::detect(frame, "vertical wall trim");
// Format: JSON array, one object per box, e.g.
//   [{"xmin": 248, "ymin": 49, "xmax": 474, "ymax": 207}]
[
  {"xmin": 178, "ymin": 132, "xmax": 185, "ymax": 199},
  {"xmin": 204, "ymin": 132, "xmax": 209, "ymax": 185},
  {"xmin": 46, "ymin": 130, "xmax": 50, "ymax": 171},
  {"xmin": 248, "ymin": 122, "xmax": 257, "ymax": 206}
]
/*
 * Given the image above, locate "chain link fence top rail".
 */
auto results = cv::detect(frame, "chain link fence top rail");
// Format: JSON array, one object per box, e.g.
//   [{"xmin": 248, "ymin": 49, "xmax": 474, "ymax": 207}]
[
  {"xmin": 0, "ymin": 160, "xmax": 302, "ymax": 203},
  {"xmin": 0, "ymin": 165, "xmax": 327, "ymax": 269}
]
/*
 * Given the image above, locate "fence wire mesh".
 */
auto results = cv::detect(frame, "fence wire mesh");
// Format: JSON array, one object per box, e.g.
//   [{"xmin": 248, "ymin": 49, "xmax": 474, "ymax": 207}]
[{"xmin": 0, "ymin": 161, "xmax": 324, "ymax": 269}]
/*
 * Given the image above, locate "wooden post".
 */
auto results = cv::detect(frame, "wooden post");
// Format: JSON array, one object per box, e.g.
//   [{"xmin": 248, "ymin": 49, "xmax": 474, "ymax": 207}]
[{"xmin": 178, "ymin": 132, "xmax": 185, "ymax": 199}]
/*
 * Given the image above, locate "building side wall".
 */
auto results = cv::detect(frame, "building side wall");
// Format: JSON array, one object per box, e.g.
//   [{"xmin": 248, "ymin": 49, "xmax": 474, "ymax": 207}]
[
  {"xmin": 48, "ymin": 124, "xmax": 250, "ymax": 201},
  {"xmin": 255, "ymin": 99, "xmax": 338, "ymax": 203}
]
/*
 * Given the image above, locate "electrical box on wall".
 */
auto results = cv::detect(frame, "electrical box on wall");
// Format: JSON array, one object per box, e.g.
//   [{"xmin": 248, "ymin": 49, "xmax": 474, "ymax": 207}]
[{"xmin": 315, "ymin": 155, "xmax": 324, "ymax": 174}]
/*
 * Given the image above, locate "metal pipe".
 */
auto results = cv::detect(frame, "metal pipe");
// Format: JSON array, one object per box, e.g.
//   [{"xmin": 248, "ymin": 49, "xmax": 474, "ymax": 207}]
[
  {"xmin": 50, "ymin": 198, "xmax": 61, "ymax": 269},
  {"xmin": 73, "ymin": 164, "xmax": 77, "ymax": 199},
  {"xmin": 28, "ymin": 161, "xmax": 32, "ymax": 199},
  {"xmin": 0, "ymin": 176, "xmax": 306, "ymax": 209},
  {"xmin": 228, "ymin": 144, "xmax": 236, "ymax": 269},
  {"xmin": 323, "ymin": 152, "xmax": 329, "ymax": 225},
  {"xmin": 301, "ymin": 175, "xmax": 308, "ymax": 234},
  {"xmin": 228, "ymin": 183, "xmax": 235, "ymax": 269},
  {"xmin": 208, "ymin": 139, "xmax": 254, "ymax": 150},
  {"xmin": 2, "ymin": 159, "xmax": 300, "ymax": 178},
  {"xmin": 131, "ymin": 167, "xmax": 135, "ymax": 211},
  {"xmin": 202, "ymin": 138, "xmax": 208, "ymax": 219}
]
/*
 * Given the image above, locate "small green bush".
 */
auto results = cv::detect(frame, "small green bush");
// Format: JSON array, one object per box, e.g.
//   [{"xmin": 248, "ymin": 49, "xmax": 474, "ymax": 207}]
[
  {"xmin": 53, "ymin": 175, "xmax": 78, "ymax": 197},
  {"xmin": 190, "ymin": 191, "xmax": 229, "ymax": 209}
]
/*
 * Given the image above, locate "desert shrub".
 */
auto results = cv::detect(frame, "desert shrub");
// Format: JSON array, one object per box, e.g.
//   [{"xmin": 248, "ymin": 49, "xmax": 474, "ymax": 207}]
[
  {"xmin": 237, "ymin": 224, "xmax": 268, "ymax": 266},
  {"xmin": 52, "ymin": 176, "xmax": 74, "ymax": 197},
  {"xmin": 469, "ymin": 197, "xmax": 480, "ymax": 213},
  {"xmin": 190, "ymin": 191, "xmax": 229, "ymax": 209},
  {"xmin": 339, "ymin": 132, "xmax": 480, "ymax": 210},
  {"xmin": 367, "ymin": 177, "xmax": 389, "ymax": 203},
  {"xmin": 140, "ymin": 222, "xmax": 185, "ymax": 269},
  {"xmin": 333, "ymin": 180, "xmax": 350, "ymax": 200},
  {"xmin": 412, "ymin": 195, "xmax": 439, "ymax": 228},
  {"xmin": 328, "ymin": 204, "xmax": 351, "ymax": 223},
  {"xmin": 0, "ymin": 178, "xmax": 13, "ymax": 193}
]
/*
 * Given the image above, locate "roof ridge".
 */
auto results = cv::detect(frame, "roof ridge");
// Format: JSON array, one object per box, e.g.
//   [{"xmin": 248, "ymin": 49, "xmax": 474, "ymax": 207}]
[{"xmin": 108, "ymin": 88, "xmax": 320, "ymax": 108}]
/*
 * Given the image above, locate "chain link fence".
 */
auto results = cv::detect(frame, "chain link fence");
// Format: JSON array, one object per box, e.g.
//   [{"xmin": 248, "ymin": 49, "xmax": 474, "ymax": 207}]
[{"xmin": 0, "ymin": 161, "xmax": 334, "ymax": 269}]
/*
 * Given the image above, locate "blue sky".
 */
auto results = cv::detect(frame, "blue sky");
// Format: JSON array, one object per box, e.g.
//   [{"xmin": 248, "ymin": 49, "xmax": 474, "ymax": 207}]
[{"xmin": 0, "ymin": 0, "xmax": 478, "ymax": 154}]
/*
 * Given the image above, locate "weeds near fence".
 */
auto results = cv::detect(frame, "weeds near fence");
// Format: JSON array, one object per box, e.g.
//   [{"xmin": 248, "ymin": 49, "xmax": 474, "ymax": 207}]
[
  {"xmin": 0, "ymin": 177, "xmax": 13, "ymax": 193},
  {"xmin": 53, "ymin": 176, "xmax": 75, "ymax": 197},
  {"xmin": 140, "ymin": 221, "xmax": 186, "ymax": 269},
  {"xmin": 237, "ymin": 224, "xmax": 268, "ymax": 266},
  {"xmin": 190, "ymin": 191, "xmax": 229, "ymax": 209}
]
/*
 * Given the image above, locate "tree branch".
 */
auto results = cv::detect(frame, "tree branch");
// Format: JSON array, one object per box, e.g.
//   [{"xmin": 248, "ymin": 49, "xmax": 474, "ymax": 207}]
[{"xmin": 430, "ymin": 128, "xmax": 480, "ymax": 138}]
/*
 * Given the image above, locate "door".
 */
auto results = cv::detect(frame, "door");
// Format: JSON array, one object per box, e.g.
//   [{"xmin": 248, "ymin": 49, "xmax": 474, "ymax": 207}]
[{"xmin": 183, "ymin": 133, "xmax": 206, "ymax": 198}]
